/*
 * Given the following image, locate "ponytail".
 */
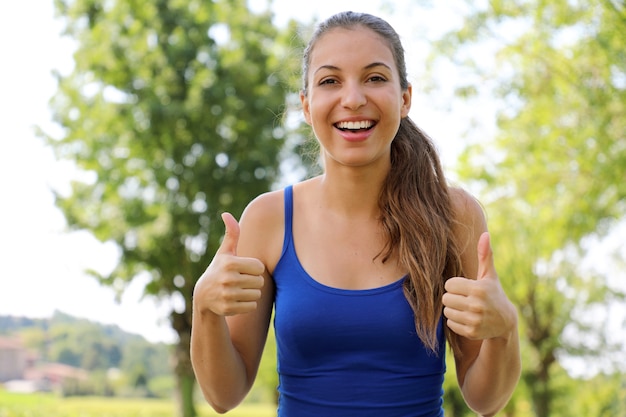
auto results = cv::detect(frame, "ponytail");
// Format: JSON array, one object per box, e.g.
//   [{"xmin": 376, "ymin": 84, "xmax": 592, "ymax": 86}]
[{"xmin": 378, "ymin": 117, "xmax": 463, "ymax": 354}]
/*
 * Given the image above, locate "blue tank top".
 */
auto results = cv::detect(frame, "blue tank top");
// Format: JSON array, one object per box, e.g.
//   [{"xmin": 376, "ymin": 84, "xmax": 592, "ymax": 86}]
[{"xmin": 273, "ymin": 185, "xmax": 446, "ymax": 417}]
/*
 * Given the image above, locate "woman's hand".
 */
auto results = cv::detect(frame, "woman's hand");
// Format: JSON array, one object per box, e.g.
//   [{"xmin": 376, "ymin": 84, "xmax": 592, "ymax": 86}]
[
  {"xmin": 193, "ymin": 212, "xmax": 266, "ymax": 317},
  {"xmin": 442, "ymin": 232, "xmax": 517, "ymax": 341}
]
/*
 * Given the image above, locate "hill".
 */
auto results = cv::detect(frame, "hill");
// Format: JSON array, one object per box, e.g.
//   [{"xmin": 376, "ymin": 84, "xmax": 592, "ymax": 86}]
[{"xmin": 0, "ymin": 310, "xmax": 174, "ymax": 397}]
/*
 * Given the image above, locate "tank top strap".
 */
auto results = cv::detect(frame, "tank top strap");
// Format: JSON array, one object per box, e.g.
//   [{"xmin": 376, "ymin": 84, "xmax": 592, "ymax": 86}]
[{"xmin": 281, "ymin": 185, "xmax": 294, "ymax": 258}]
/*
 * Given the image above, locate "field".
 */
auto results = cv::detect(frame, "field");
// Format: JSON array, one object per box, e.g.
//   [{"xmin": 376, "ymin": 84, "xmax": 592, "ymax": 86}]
[{"xmin": 0, "ymin": 392, "xmax": 276, "ymax": 417}]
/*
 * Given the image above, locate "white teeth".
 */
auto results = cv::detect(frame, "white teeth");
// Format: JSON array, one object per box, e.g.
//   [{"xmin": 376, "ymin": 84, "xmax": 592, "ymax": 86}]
[{"xmin": 337, "ymin": 120, "xmax": 373, "ymax": 130}]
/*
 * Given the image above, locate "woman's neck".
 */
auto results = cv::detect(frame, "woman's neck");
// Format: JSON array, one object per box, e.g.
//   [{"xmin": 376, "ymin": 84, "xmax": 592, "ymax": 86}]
[{"xmin": 314, "ymin": 167, "xmax": 387, "ymax": 220}]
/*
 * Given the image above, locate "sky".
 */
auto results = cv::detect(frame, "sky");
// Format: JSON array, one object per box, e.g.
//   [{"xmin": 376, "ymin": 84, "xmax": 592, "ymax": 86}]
[
  {"xmin": 0, "ymin": 0, "xmax": 623, "ymax": 358},
  {"xmin": 0, "ymin": 0, "xmax": 470, "ymax": 344}
]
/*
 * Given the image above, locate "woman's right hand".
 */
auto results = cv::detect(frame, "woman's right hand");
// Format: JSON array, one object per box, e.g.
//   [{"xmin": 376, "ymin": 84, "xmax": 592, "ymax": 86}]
[{"xmin": 193, "ymin": 212, "xmax": 266, "ymax": 317}]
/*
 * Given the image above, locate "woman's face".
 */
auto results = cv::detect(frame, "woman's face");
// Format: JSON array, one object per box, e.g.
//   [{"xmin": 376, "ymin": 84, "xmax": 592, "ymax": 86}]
[{"xmin": 300, "ymin": 26, "xmax": 412, "ymax": 171}]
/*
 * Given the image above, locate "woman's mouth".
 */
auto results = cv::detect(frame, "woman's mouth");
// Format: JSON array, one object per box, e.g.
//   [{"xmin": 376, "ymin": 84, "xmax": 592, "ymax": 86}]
[{"xmin": 335, "ymin": 120, "xmax": 376, "ymax": 132}]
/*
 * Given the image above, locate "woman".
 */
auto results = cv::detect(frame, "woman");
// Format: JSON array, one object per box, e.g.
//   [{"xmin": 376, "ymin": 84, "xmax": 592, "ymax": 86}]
[{"xmin": 191, "ymin": 11, "xmax": 520, "ymax": 417}]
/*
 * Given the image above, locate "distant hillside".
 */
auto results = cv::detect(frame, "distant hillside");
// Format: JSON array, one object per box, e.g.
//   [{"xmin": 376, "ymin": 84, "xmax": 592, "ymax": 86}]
[
  {"xmin": 0, "ymin": 310, "xmax": 155, "ymax": 346},
  {"xmin": 0, "ymin": 310, "xmax": 171, "ymax": 376}
]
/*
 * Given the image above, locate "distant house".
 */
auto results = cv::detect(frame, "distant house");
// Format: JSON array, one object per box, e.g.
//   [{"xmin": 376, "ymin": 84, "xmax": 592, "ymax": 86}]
[
  {"xmin": 0, "ymin": 336, "xmax": 88, "ymax": 393},
  {"xmin": 24, "ymin": 363, "xmax": 89, "ymax": 393},
  {"xmin": 0, "ymin": 336, "xmax": 27, "ymax": 382}
]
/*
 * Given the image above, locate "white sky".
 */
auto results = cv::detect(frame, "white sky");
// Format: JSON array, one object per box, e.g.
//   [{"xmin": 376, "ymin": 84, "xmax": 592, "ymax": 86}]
[
  {"xmin": 0, "ymin": 3, "xmax": 175, "ymax": 341},
  {"xmin": 0, "ymin": 0, "xmax": 623, "ymax": 360}
]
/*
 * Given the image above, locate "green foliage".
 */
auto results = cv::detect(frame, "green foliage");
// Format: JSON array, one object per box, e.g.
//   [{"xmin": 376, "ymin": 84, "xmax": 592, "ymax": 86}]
[
  {"xmin": 572, "ymin": 371, "xmax": 626, "ymax": 416},
  {"xmin": 442, "ymin": 349, "xmax": 473, "ymax": 417},
  {"xmin": 427, "ymin": 0, "xmax": 626, "ymax": 416},
  {"xmin": 249, "ymin": 316, "xmax": 278, "ymax": 404},
  {"xmin": 148, "ymin": 375, "xmax": 176, "ymax": 400},
  {"xmin": 48, "ymin": 0, "xmax": 294, "ymax": 296}
]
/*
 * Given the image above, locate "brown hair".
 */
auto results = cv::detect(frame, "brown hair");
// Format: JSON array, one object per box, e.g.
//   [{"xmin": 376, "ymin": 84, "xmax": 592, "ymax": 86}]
[{"xmin": 302, "ymin": 11, "xmax": 463, "ymax": 354}]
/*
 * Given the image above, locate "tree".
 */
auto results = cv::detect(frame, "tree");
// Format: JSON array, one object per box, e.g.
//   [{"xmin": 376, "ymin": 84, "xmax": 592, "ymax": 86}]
[
  {"xmin": 425, "ymin": 1, "xmax": 626, "ymax": 415},
  {"xmin": 45, "ymin": 0, "xmax": 297, "ymax": 415}
]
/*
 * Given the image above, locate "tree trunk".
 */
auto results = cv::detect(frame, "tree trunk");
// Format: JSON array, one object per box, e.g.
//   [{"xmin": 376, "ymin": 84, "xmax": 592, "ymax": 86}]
[
  {"xmin": 531, "ymin": 377, "xmax": 550, "ymax": 417},
  {"xmin": 172, "ymin": 310, "xmax": 196, "ymax": 417},
  {"xmin": 524, "ymin": 351, "xmax": 555, "ymax": 417}
]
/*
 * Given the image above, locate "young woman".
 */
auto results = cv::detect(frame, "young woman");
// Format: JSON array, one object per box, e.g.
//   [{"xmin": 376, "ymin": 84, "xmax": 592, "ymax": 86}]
[{"xmin": 191, "ymin": 11, "xmax": 520, "ymax": 417}]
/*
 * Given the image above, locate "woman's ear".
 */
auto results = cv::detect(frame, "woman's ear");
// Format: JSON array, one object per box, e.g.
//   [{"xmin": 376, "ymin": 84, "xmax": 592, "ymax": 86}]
[
  {"xmin": 300, "ymin": 90, "xmax": 312, "ymax": 125},
  {"xmin": 401, "ymin": 84, "xmax": 412, "ymax": 118}
]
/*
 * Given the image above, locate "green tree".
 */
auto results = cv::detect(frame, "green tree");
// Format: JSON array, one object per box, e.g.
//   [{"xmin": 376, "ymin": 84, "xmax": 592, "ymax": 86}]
[
  {"xmin": 121, "ymin": 338, "xmax": 171, "ymax": 381},
  {"xmin": 426, "ymin": 1, "xmax": 626, "ymax": 416},
  {"xmin": 45, "ymin": 0, "xmax": 297, "ymax": 415},
  {"xmin": 573, "ymin": 371, "xmax": 626, "ymax": 416},
  {"xmin": 46, "ymin": 320, "xmax": 120, "ymax": 371}
]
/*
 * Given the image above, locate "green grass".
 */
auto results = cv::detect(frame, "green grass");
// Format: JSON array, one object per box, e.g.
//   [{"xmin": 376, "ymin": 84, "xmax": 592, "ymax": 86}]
[{"xmin": 0, "ymin": 392, "xmax": 276, "ymax": 417}]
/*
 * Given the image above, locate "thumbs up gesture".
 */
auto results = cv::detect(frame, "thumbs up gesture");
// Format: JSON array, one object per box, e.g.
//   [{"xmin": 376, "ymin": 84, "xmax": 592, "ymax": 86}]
[
  {"xmin": 193, "ymin": 212, "xmax": 265, "ymax": 316},
  {"xmin": 442, "ymin": 232, "xmax": 516, "ymax": 340}
]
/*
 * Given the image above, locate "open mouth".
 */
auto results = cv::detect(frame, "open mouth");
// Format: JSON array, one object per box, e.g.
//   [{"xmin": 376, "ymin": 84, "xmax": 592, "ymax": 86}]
[{"xmin": 335, "ymin": 120, "xmax": 376, "ymax": 132}]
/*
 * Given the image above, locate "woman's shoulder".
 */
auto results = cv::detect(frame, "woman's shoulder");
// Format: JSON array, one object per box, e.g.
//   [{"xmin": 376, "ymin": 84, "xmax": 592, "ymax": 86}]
[
  {"xmin": 237, "ymin": 178, "xmax": 322, "ymax": 263},
  {"xmin": 238, "ymin": 188, "xmax": 287, "ymax": 272},
  {"xmin": 243, "ymin": 188, "xmax": 285, "ymax": 218},
  {"xmin": 448, "ymin": 186, "xmax": 485, "ymax": 226},
  {"xmin": 448, "ymin": 186, "xmax": 488, "ymax": 258},
  {"xmin": 241, "ymin": 177, "xmax": 319, "ymax": 229},
  {"xmin": 240, "ymin": 188, "xmax": 286, "ymax": 241}
]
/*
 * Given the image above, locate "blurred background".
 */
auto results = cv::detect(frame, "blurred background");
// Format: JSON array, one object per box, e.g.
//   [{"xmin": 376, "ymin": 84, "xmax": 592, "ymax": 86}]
[{"xmin": 0, "ymin": 0, "xmax": 624, "ymax": 416}]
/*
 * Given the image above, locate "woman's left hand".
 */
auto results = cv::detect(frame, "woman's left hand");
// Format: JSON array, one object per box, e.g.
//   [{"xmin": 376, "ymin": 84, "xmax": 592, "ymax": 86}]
[{"xmin": 442, "ymin": 232, "xmax": 517, "ymax": 341}]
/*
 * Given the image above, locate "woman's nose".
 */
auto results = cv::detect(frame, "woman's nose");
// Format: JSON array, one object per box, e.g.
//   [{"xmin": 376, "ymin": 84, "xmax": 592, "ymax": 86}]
[{"xmin": 341, "ymin": 82, "xmax": 367, "ymax": 110}]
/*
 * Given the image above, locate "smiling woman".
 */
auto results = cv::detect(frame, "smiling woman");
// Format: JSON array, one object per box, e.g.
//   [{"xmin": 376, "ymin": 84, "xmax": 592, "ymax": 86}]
[
  {"xmin": 300, "ymin": 25, "xmax": 411, "ymax": 167},
  {"xmin": 190, "ymin": 11, "xmax": 520, "ymax": 417}
]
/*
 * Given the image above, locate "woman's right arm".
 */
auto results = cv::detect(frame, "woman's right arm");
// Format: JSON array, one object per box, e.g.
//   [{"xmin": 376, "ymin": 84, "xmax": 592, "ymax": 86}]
[{"xmin": 191, "ymin": 195, "xmax": 280, "ymax": 413}]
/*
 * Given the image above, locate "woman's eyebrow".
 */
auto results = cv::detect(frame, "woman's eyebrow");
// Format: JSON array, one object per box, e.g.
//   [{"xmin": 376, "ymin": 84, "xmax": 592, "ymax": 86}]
[
  {"xmin": 313, "ymin": 64, "xmax": 340, "ymax": 75},
  {"xmin": 364, "ymin": 62, "xmax": 392, "ymax": 71},
  {"xmin": 313, "ymin": 62, "xmax": 392, "ymax": 75}
]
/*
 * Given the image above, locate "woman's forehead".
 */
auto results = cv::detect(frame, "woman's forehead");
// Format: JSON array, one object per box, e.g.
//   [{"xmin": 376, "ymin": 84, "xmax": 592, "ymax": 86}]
[{"xmin": 308, "ymin": 27, "xmax": 395, "ymax": 70}]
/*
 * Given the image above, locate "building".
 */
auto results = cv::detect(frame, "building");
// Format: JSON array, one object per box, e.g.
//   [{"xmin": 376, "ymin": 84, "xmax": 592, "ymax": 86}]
[
  {"xmin": 0, "ymin": 336, "xmax": 88, "ymax": 393},
  {"xmin": 0, "ymin": 336, "xmax": 27, "ymax": 382}
]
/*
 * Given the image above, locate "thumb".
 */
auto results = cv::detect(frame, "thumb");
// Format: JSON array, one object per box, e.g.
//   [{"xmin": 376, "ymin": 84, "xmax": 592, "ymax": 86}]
[
  {"xmin": 217, "ymin": 212, "xmax": 240, "ymax": 256},
  {"xmin": 476, "ymin": 232, "xmax": 497, "ymax": 280}
]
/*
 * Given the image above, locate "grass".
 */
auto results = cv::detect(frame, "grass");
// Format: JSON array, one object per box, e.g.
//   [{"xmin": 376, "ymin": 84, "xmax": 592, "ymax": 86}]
[{"xmin": 0, "ymin": 392, "xmax": 276, "ymax": 417}]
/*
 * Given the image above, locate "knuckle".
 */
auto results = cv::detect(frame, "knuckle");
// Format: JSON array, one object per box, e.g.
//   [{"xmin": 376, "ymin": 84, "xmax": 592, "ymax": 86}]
[
  {"xmin": 212, "ymin": 301, "xmax": 230, "ymax": 316},
  {"xmin": 470, "ymin": 285, "xmax": 488, "ymax": 299},
  {"xmin": 468, "ymin": 299, "xmax": 485, "ymax": 315},
  {"xmin": 466, "ymin": 329, "xmax": 480, "ymax": 340},
  {"xmin": 468, "ymin": 316, "xmax": 482, "ymax": 329},
  {"xmin": 254, "ymin": 276, "xmax": 265, "ymax": 288},
  {"xmin": 441, "ymin": 293, "xmax": 450, "ymax": 305}
]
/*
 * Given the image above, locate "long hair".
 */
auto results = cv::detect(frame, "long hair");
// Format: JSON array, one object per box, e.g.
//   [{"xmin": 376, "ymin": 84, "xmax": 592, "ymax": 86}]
[{"xmin": 302, "ymin": 11, "xmax": 464, "ymax": 355}]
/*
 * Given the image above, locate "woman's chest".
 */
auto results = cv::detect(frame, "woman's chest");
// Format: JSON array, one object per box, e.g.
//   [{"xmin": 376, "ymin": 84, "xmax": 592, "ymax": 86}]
[{"xmin": 293, "ymin": 216, "xmax": 405, "ymax": 290}]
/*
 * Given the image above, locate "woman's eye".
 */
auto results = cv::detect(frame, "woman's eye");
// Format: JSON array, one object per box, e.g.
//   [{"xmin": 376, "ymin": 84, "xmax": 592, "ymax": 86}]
[
  {"xmin": 369, "ymin": 75, "xmax": 387, "ymax": 82},
  {"xmin": 319, "ymin": 78, "xmax": 338, "ymax": 85}
]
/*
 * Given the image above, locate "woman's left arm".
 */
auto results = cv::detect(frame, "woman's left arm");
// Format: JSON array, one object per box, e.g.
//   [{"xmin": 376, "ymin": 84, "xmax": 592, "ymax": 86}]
[{"xmin": 443, "ymin": 189, "xmax": 521, "ymax": 417}]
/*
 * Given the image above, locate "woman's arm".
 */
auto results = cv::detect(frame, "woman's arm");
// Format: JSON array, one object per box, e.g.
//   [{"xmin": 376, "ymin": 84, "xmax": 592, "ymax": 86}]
[
  {"xmin": 191, "ymin": 270, "xmax": 273, "ymax": 413},
  {"xmin": 443, "ymin": 189, "xmax": 521, "ymax": 416},
  {"xmin": 190, "ymin": 193, "xmax": 282, "ymax": 413}
]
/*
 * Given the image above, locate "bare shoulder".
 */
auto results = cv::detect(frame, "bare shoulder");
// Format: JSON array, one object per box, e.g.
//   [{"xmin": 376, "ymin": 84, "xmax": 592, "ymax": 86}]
[
  {"xmin": 238, "ymin": 189, "xmax": 285, "ymax": 273},
  {"xmin": 449, "ymin": 187, "xmax": 484, "ymax": 223},
  {"xmin": 241, "ymin": 189, "xmax": 284, "ymax": 223},
  {"xmin": 449, "ymin": 187, "xmax": 487, "ymax": 274}
]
